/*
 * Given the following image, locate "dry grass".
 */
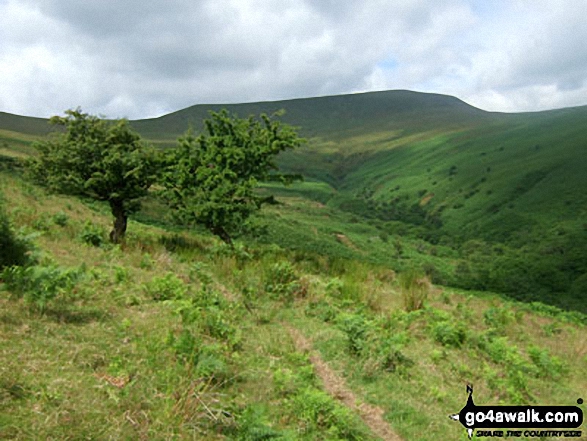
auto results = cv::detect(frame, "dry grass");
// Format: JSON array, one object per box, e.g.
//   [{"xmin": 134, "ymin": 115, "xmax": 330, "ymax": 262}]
[{"xmin": 398, "ymin": 269, "xmax": 431, "ymax": 312}]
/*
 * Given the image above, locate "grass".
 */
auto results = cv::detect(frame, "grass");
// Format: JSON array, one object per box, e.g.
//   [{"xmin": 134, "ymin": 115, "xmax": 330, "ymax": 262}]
[
  {"xmin": 1, "ymin": 90, "xmax": 587, "ymax": 438},
  {"xmin": 2, "ymin": 92, "xmax": 587, "ymax": 313},
  {"xmin": 1, "ymin": 170, "xmax": 586, "ymax": 440}
]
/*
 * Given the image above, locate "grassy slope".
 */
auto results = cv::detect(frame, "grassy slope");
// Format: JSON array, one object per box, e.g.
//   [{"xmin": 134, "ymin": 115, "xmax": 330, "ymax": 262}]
[
  {"xmin": 1, "ymin": 170, "xmax": 586, "ymax": 440},
  {"xmin": 334, "ymin": 107, "xmax": 587, "ymax": 240},
  {"xmin": 129, "ymin": 90, "xmax": 487, "ymax": 140},
  {"xmin": 1, "ymin": 90, "xmax": 586, "ymax": 310},
  {"xmin": 129, "ymin": 90, "xmax": 587, "ymax": 247},
  {"xmin": 3, "ymin": 90, "xmax": 585, "ymax": 243}
]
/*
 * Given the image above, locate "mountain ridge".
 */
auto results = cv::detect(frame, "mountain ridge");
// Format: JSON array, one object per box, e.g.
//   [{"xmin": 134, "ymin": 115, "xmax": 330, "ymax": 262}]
[{"xmin": 5, "ymin": 89, "xmax": 586, "ymax": 140}]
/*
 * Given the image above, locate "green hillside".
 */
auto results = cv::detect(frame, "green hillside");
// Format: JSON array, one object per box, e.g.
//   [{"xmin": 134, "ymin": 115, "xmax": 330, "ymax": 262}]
[
  {"xmin": 1, "ymin": 170, "xmax": 585, "ymax": 440},
  {"xmin": 130, "ymin": 90, "xmax": 488, "ymax": 140},
  {"xmin": 1, "ymin": 90, "xmax": 587, "ymax": 311},
  {"xmin": 1, "ymin": 90, "xmax": 587, "ymax": 440},
  {"xmin": 127, "ymin": 90, "xmax": 587, "ymax": 249}
]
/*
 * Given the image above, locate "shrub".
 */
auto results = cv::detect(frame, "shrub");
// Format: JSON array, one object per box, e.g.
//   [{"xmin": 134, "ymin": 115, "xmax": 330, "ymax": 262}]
[
  {"xmin": 264, "ymin": 262, "xmax": 304, "ymax": 300},
  {"xmin": 1, "ymin": 264, "xmax": 83, "ymax": 310},
  {"xmin": 144, "ymin": 273, "xmax": 187, "ymax": 301},
  {"xmin": 477, "ymin": 335, "xmax": 516, "ymax": 364},
  {"xmin": 173, "ymin": 286, "xmax": 242, "ymax": 350},
  {"xmin": 167, "ymin": 331, "xmax": 230, "ymax": 383},
  {"xmin": 194, "ymin": 344, "xmax": 230, "ymax": 383},
  {"xmin": 304, "ymin": 299, "xmax": 338, "ymax": 322},
  {"xmin": 51, "ymin": 211, "xmax": 69, "ymax": 227},
  {"xmin": 79, "ymin": 221, "xmax": 106, "ymax": 247},
  {"xmin": 273, "ymin": 366, "xmax": 315, "ymax": 397},
  {"xmin": 398, "ymin": 269, "xmax": 430, "ymax": 312},
  {"xmin": 292, "ymin": 387, "xmax": 365, "ymax": 439},
  {"xmin": 31, "ymin": 214, "xmax": 51, "ymax": 232},
  {"xmin": 325, "ymin": 277, "xmax": 345, "ymax": 296},
  {"xmin": 167, "ymin": 328, "xmax": 199, "ymax": 364},
  {"xmin": 375, "ymin": 335, "xmax": 413, "ymax": 373},
  {"xmin": 0, "ymin": 199, "xmax": 29, "ymax": 268},
  {"xmin": 527, "ymin": 345, "xmax": 567, "ymax": 380},
  {"xmin": 232, "ymin": 404, "xmax": 283, "ymax": 440},
  {"xmin": 336, "ymin": 312, "xmax": 370, "ymax": 356},
  {"xmin": 483, "ymin": 305, "xmax": 514, "ymax": 333},
  {"xmin": 431, "ymin": 321, "xmax": 466, "ymax": 348}
]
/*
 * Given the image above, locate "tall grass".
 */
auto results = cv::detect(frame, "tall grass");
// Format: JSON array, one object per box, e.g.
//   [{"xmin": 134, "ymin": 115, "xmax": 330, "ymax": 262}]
[{"xmin": 398, "ymin": 268, "xmax": 430, "ymax": 312}]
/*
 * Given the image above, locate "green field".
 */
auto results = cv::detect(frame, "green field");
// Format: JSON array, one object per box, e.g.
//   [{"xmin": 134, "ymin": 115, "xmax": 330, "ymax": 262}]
[{"xmin": 1, "ymin": 90, "xmax": 586, "ymax": 439}]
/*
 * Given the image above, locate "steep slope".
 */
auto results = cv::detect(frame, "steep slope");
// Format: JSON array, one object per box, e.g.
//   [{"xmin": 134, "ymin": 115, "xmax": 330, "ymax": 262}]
[
  {"xmin": 2, "ymin": 90, "xmax": 586, "ymax": 310},
  {"xmin": 1, "ymin": 169, "xmax": 586, "ymax": 440}
]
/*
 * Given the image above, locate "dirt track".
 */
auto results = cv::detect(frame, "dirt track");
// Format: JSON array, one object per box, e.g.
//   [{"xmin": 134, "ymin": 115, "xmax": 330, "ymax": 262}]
[{"xmin": 287, "ymin": 326, "xmax": 402, "ymax": 441}]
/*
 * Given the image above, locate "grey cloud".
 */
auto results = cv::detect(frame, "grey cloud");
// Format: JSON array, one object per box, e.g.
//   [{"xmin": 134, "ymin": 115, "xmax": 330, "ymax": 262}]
[{"xmin": 1, "ymin": 0, "xmax": 586, "ymax": 118}]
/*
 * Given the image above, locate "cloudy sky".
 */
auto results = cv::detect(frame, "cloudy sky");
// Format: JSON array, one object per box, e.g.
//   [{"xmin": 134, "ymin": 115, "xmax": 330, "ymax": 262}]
[{"xmin": 1, "ymin": 0, "xmax": 586, "ymax": 119}]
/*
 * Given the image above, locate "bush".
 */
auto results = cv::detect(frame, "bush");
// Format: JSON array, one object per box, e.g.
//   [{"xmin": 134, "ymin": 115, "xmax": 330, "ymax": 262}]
[
  {"xmin": 398, "ymin": 269, "xmax": 430, "ymax": 312},
  {"xmin": 372, "ymin": 330, "xmax": 413, "ymax": 373},
  {"xmin": 264, "ymin": 262, "xmax": 304, "ymax": 300},
  {"xmin": 232, "ymin": 404, "xmax": 283, "ymax": 440},
  {"xmin": 51, "ymin": 211, "xmax": 69, "ymax": 227},
  {"xmin": 483, "ymin": 305, "xmax": 515, "ymax": 335},
  {"xmin": 292, "ymin": 387, "xmax": 365, "ymax": 439},
  {"xmin": 527, "ymin": 345, "xmax": 567, "ymax": 380},
  {"xmin": 336, "ymin": 312, "xmax": 370, "ymax": 356},
  {"xmin": 144, "ymin": 273, "xmax": 187, "ymax": 301},
  {"xmin": 431, "ymin": 321, "xmax": 466, "ymax": 348},
  {"xmin": 79, "ymin": 221, "xmax": 106, "ymax": 247},
  {"xmin": 0, "ymin": 199, "xmax": 29, "ymax": 268},
  {"xmin": 167, "ymin": 328, "xmax": 198, "ymax": 364},
  {"xmin": 174, "ymin": 286, "xmax": 242, "ymax": 350},
  {"xmin": 1, "ymin": 264, "xmax": 83, "ymax": 310},
  {"xmin": 304, "ymin": 299, "xmax": 339, "ymax": 322},
  {"xmin": 167, "ymin": 331, "xmax": 230, "ymax": 383}
]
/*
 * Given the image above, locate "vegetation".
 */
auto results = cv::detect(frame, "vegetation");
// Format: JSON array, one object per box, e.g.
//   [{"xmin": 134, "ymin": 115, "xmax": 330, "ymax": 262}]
[
  {"xmin": 1, "ymin": 171, "xmax": 585, "ymax": 440},
  {"xmin": 0, "ymin": 194, "xmax": 29, "ymax": 268},
  {"xmin": 1, "ymin": 90, "xmax": 586, "ymax": 439},
  {"xmin": 27, "ymin": 109, "xmax": 160, "ymax": 243},
  {"xmin": 398, "ymin": 268, "xmax": 430, "ymax": 312},
  {"xmin": 103, "ymin": 90, "xmax": 587, "ymax": 312},
  {"xmin": 162, "ymin": 110, "xmax": 304, "ymax": 245}
]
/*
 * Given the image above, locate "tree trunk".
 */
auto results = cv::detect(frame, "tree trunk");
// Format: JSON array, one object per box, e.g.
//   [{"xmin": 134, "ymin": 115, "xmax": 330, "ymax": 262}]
[
  {"xmin": 109, "ymin": 200, "xmax": 128, "ymax": 244},
  {"xmin": 211, "ymin": 225, "xmax": 233, "ymax": 247}
]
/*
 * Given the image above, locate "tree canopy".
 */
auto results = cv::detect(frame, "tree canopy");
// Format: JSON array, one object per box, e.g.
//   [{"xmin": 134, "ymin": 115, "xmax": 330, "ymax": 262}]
[
  {"xmin": 162, "ymin": 110, "xmax": 304, "ymax": 245},
  {"xmin": 28, "ymin": 109, "xmax": 160, "ymax": 243}
]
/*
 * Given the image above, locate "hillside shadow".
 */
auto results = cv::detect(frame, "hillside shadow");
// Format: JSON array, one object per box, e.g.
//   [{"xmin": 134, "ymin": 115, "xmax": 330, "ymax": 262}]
[{"xmin": 44, "ymin": 307, "xmax": 111, "ymax": 325}]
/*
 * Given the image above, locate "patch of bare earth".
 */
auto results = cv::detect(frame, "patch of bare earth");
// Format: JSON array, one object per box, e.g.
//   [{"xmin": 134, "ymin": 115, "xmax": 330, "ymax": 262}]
[
  {"xmin": 287, "ymin": 326, "xmax": 402, "ymax": 441},
  {"xmin": 334, "ymin": 233, "xmax": 363, "ymax": 253}
]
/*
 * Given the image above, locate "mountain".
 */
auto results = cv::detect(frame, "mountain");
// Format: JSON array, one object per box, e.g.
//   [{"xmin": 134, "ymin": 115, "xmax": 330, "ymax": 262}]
[
  {"xmin": 130, "ymin": 89, "xmax": 490, "ymax": 141},
  {"xmin": 2, "ymin": 90, "xmax": 587, "ymax": 310}
]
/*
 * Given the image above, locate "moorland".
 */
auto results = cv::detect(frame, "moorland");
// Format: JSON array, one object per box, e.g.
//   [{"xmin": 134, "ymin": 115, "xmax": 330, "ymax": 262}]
[{"xmin": 0, "ymin": 90, "xmax": 585, "ymax": 440}]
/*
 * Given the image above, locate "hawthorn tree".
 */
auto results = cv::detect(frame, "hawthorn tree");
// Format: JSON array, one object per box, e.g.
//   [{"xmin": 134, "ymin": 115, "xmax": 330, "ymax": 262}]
[
  {"xmin": 162, "ymin": 110, "xmax": 304, "ymax": 245},
  {"xmin": 28, "ymin": 109, "xmax": 160, "ymax": 243}
]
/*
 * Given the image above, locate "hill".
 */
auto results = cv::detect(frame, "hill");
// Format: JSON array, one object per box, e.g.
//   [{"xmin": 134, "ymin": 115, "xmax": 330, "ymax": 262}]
[
  {"xmin": 1, "ymin": 170, "xmax": 585, "ymax": 440},
  {"xmin": 130, "ymin": 89, "xmax": 490, "ymax": 140},
  {"xmin": 1, "ymin": 90, "xmax": 587, "ymax": 311}
]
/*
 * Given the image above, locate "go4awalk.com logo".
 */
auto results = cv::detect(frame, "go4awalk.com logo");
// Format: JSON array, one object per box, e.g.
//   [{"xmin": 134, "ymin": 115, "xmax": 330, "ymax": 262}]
[{"xmin": 449, "ymin": 385, "xmax": 584, "ymax": 439}]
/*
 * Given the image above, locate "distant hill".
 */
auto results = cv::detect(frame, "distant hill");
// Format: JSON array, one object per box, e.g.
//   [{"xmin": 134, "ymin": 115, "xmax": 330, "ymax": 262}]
[
  {"xmin": 0, "ymin": 111, "xmax": 52, "ymax": 136},
  {"xmin": 129, "ymin": 90, "xmax": 491, "ymax": 141}
]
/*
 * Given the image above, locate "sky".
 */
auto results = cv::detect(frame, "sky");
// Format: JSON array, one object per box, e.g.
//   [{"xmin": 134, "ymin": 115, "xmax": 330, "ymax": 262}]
[{"xmin": 1, "ymin": 0, "xmax": 586, "ymax": 119}]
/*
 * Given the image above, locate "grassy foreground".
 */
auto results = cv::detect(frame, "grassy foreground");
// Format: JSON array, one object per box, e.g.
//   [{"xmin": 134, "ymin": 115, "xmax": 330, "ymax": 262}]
[{"xmin": 1, "ymin": 169, "xmax": 586, "ymax": 440}]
